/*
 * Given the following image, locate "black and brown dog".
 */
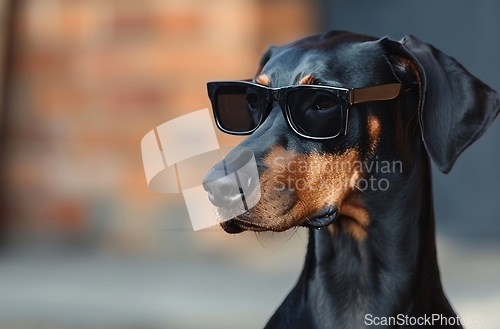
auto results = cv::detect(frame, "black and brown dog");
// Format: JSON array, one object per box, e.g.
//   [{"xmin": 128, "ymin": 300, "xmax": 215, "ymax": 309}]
[{"xmin": 203, "ymin": 31, "xmax": 500, "ymax": 328}]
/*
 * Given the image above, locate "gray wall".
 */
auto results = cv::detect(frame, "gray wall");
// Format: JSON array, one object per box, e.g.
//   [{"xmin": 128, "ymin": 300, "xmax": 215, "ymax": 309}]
[{"xmin": 322, "ymin": 0, "xmax": 500, "ymax": 240}]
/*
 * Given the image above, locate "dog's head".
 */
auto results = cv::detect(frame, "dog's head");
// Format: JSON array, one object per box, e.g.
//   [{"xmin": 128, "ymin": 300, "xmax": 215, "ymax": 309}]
[{"xmin": 203, "ymin": 31, "xmax": 500, "ymax": 237}]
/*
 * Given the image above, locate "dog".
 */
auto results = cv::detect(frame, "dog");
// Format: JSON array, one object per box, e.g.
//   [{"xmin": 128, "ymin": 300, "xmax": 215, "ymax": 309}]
[{"xmin": 203, "ymin": 31, "xmax": 500, "ymax": 328}]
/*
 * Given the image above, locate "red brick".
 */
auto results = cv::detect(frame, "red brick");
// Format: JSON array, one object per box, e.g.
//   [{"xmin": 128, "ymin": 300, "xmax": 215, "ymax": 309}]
[
  {"xmin": 39, "ymin": 200, "xmax": 87, "ymax": 234},
  {"xmin": 106, "ymin": 85, "xmax": 165, "ymax": 113},
  {"xmin": 33, "ymin": 84, "xmax": 87, "ymax": 116},
  {"xmin": 13, "ymin": 50, "xmax": 70, "ymax": 77},
  {"xmin": 154, "ymin": 11, "xmax": 203, "ymax": 36}
]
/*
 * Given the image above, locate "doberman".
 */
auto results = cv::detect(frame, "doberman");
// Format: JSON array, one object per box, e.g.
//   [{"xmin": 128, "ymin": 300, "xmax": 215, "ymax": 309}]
[{"xmin": 203, "ymin": 31, "xmax": 500, "ymax": 328}]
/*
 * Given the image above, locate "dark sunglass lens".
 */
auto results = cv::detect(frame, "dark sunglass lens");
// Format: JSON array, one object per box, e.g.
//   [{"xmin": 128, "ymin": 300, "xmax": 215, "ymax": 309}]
[
  {"xmin": 315, "ymin": 94, "xmax": 337, "ymax": 111},
  {"xmin": 246, "ymin": 93, "xmax": 259, "ymax": 109},
  {"xmin": 215, "ymin": 85, "xmax": 263, "ymax": 133},
  {"xmin": 287, "ymin": 89, "xmax": 343, "ymax": 138}
]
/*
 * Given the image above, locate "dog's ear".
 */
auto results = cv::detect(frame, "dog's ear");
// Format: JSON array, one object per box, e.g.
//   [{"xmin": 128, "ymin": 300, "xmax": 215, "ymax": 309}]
[
  {"xmin": 384, "ymin": 35, "xmax": 500, "ymax": 174},
  {"xmin": 255, "ymin": 45, "xmax": 280, "ymax": 76}
]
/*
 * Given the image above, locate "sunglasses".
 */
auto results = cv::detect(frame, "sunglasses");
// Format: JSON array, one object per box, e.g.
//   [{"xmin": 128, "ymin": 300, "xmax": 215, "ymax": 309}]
[{"xmin": 207, "ymin": 80, "xmax": 416, "ymax": 140}]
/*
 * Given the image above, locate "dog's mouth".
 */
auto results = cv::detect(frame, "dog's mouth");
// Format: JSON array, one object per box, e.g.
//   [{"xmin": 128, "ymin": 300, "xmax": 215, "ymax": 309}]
[
  {"xmin": 220, "ymin": 205, "xmax": 338, "ymax": 234},
  {"xmin": 300, "ymin": 205, "xmax": 338, "ymax": 230},
  {"xmin": 220, "ymin": 217, "xmax": 265, "ymax": 234}
]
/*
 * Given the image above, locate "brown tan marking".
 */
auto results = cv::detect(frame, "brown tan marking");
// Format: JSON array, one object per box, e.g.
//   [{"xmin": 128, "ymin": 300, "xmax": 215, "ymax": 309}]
[
  {"xmin": 255, "ymin": 74, "xmax": 270, "ymax": 86},
  {"xmin": 327, "ymin": 193, "xmax": 370, "ymax": 240},
  {"xmin": 233, "ymin": 145, "xmax": 370, "ymax": 240},
  {"xmin": 299, "ymin": 74, "xmax": 315, "ymax": 85},
  {"xmin": 367, "ymin": 114, "xmax": 381, "ymax": 154}
]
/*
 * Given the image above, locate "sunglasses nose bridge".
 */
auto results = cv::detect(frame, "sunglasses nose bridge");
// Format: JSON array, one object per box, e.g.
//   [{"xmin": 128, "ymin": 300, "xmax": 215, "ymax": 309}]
[
  {"xmin": 267, "ymin": 89, "xmax": 286, "ymax": 111},
  {"xmin": 269, "ymin": 88, "xmax": 280, "ymax": 101}
]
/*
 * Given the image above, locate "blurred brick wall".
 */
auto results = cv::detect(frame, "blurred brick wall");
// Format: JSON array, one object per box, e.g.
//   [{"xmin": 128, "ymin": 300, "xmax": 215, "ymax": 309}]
[
  {"xmin": 0, "ymin": 0, "xmax": 12, "ymax": 246},
  {"xmin": 1, "ymin": 0, "xmax": 318, "ymax": 251},
  {"xmin": 0, "ymin": 0, "xmax": 9, "ymax": 124}
]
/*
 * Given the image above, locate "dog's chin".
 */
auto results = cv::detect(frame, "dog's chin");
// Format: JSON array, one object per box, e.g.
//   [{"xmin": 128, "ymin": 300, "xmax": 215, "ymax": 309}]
[{"xmin": 221, "ymin": 205, "xmax": 338, "ymax": 234}]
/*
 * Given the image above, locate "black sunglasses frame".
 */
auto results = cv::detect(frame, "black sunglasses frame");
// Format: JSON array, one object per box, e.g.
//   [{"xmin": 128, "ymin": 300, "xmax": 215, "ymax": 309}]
[{"xmin": 207, "ymin": 79, "xmax": 414, "ymax": 140}]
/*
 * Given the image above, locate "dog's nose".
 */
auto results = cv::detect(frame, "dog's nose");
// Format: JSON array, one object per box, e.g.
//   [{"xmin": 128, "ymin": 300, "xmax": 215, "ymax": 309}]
[
  {"xmin": 203, "ymin": 171, "xmax": 254, "ymax": 208},
  {"xmin": 203, "ymin": 147, "xmax": 258, "ymax": 209}
]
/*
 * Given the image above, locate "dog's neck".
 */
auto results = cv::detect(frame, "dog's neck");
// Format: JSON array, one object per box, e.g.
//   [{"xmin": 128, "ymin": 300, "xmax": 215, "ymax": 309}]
[{"xmin": 296, "ymin": 146, "xmax": 459, "ymax": 328}]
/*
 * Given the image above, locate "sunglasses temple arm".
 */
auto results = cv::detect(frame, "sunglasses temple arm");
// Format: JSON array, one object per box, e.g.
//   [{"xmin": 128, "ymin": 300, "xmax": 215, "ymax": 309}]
[
  {"xmin": 349, "ymin": 83, "xmax": 402, "ymax": 105},
  {"xmin": 344, "ymin": 108, "xmax": 350, "ymax": 135}
]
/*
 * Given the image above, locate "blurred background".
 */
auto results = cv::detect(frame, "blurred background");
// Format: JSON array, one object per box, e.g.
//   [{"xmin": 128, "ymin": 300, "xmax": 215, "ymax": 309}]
[{"xmin": 0, "ymin": 0, "xmax": 498, "ymax": 328}]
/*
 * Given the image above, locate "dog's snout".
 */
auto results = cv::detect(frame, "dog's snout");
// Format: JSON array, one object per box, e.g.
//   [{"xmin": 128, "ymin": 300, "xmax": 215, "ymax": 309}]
[
  {"xmin": 203, "ymin": 147, "xmax": 258, "ymax": 209},
  {"xmin": 203, "ymin": 169, "xmax": 243, "ymax": 208}
]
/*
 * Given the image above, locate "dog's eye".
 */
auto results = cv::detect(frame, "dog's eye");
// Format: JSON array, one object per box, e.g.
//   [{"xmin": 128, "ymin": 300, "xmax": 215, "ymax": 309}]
[
  {"xmin": 246, "ymin": 93, "xmax": 259, "ymax": 109},
  {"xmin": 314, "ymin": 94, "xmax": 338, "ymax": 111}
]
